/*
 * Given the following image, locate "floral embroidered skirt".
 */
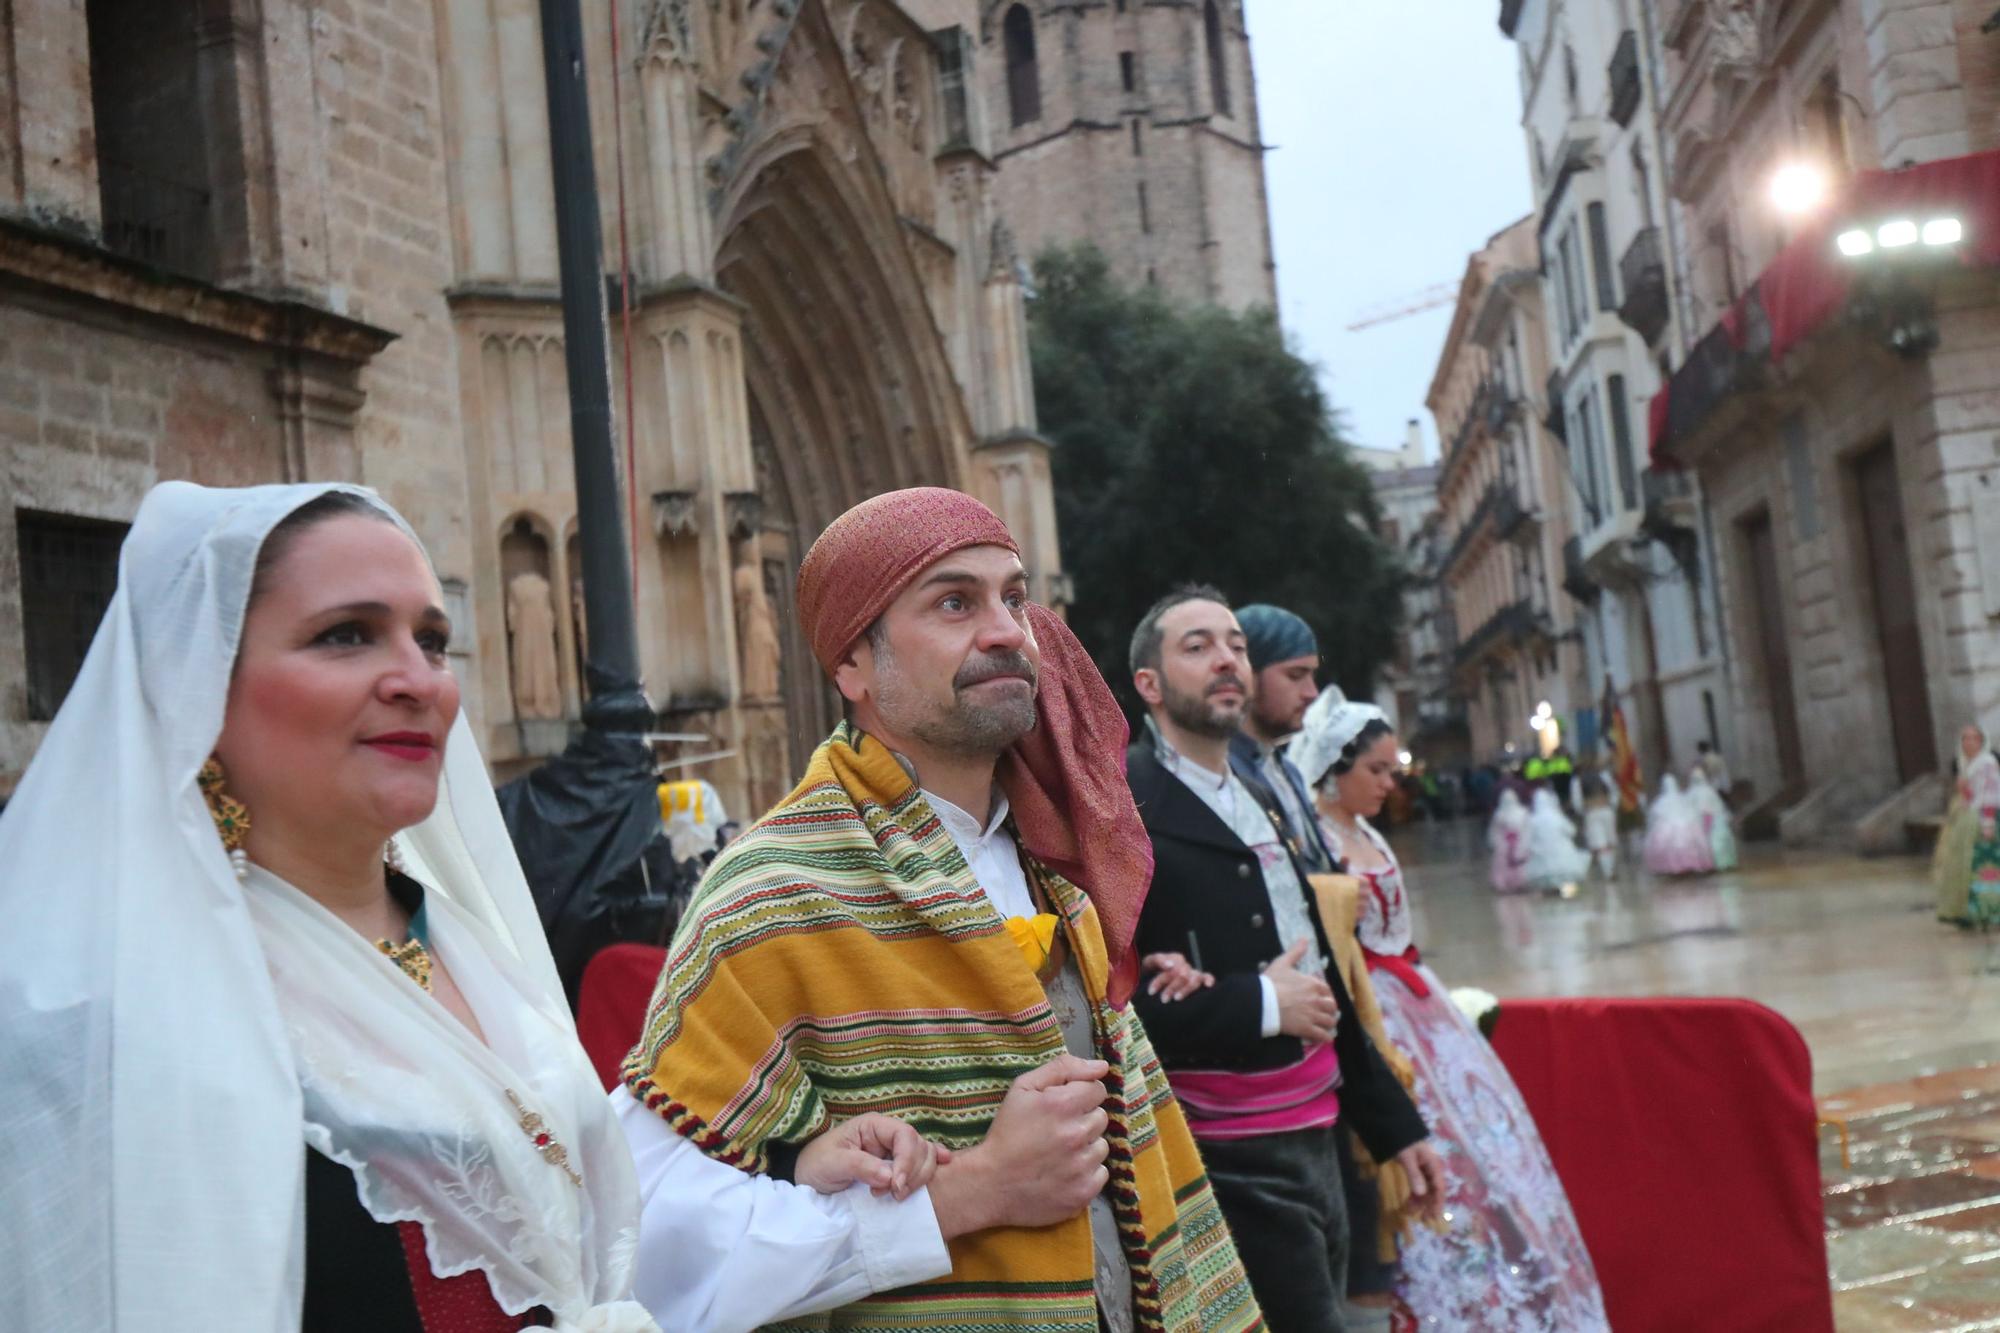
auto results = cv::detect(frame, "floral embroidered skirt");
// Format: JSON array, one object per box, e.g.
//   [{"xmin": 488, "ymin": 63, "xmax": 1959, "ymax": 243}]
[{"xmin": 1372, "ymin": 961, "xmax": 1610, "ymax": 1332}]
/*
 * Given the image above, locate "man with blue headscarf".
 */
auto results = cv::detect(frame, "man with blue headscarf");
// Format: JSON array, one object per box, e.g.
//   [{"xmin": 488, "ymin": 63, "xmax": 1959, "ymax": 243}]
[{"xmin": 1230, "ymin": 604, "xmax": 1338, "ymax": 875}]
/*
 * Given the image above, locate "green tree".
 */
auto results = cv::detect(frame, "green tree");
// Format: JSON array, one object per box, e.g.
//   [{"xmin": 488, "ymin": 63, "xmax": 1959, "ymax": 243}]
[{"xmin": 1028, "ymin": 245, "xmax": 1405, "ymax": 704}]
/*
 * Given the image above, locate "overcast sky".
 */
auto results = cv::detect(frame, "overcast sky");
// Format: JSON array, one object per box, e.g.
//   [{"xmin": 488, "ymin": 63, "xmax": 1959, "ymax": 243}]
[{"xmin": 1243, "ymin": 1, "xmax": 1534, "ymax": 460}]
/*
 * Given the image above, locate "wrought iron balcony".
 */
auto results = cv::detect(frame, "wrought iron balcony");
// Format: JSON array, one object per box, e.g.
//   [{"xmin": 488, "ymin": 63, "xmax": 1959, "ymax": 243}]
[
  {"xmin": 1640, "ymin": 466, "xmax": 1698, "ymax": 540},
  {"xmin": 1451, "ymin": 598, "xmax": 1544, "ymax": 673},
  {"xmin": 1562, "ymin": 534, "xmax": 1598, "ymax": 604},
  {"xmin": 1492, "ymin": 479, "xmax": 1534, "ymax": 541},
  {"xmin": 1617, "ymin": 226, "xmax": 1670, "ymax": 345},
  {"xmin": 1608, "ymin": 30, "xmax": 1641, "ymax": 127}
]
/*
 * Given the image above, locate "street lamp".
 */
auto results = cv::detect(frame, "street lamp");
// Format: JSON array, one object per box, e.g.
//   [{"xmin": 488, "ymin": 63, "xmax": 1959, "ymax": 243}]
[{"xmin": 1770, "ymin": 161, "xmax": 1831, "ymax": 217}]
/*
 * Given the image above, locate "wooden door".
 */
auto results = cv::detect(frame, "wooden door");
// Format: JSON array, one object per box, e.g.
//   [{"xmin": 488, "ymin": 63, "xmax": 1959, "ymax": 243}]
[
  {"xmin": 1853, "ymin": 444, "xmax": 1938, "ymax": 783},
  {"xmin": 1742, "ymin": 511, "xmax": 1805, "ymax": 791}
]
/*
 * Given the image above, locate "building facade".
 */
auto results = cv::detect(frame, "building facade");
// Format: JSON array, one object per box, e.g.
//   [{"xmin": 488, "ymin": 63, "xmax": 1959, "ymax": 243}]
[
  {"xmin": 979, "ymin": 0, "xmax": 1277, "ymax": 310},
  {"xmin": 1642, "ymin": 0, "xmax": 2000, "ymax": 844},
  {"xmin": 1503, "ymin": 0, "xmax": 1730, "ymax": 795},
  {"xmin": 1427, "ymin": 217, "xmax": 1586, "ymax": 766},
  {"xmin": 0, "ymin": 0, "xmax": 1062, "ymax": 818}
]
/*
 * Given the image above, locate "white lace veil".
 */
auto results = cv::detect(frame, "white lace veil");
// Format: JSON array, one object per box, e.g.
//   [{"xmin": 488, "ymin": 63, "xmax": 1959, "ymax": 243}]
[
  {"xmin": 1289, "ymin": 686, "xmax": 1391, "ymax": 793},
  {"xmin": 0, "ymin": 481, "xmax": 646, "ymax": 1331}
]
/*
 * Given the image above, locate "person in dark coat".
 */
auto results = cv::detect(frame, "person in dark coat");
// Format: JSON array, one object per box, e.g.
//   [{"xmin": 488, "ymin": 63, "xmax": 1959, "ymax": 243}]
[{"xmin": 1125, "ymin": 585, "xmax": 1441, "ymax": 1333}]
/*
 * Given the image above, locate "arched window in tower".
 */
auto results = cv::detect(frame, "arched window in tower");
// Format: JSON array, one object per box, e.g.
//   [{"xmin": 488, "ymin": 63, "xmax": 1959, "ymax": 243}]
[
  {"xmin": 1004, "ymin": 5, "xmax": 1040, "ymax": 128},
  {"xmin": 1204, "ymin": 0, "xmax": 1231, "ymax": 116}
]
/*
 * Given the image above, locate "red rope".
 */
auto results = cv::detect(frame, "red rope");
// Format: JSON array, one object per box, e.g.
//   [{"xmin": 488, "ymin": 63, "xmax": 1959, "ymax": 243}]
[{"xmin": 608, "ymin": 0, "xmax": 640, "ymax": 608}]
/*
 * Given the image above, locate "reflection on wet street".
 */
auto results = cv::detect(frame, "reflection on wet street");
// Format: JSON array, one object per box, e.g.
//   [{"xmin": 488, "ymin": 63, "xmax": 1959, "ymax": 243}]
[{"xmin": 1385, "ymin": 817, "xmax": 2000, "ymax": 1331}]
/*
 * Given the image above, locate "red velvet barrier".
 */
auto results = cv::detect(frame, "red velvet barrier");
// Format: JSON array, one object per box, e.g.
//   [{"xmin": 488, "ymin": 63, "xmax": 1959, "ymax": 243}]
[
  {"xmin": 1491, "ymin": 997, "xmax": 1832, "ymax": 1333},
  {"xmin": 575, "ymin": 941, "xmax": 669, "ymax": 1091}
]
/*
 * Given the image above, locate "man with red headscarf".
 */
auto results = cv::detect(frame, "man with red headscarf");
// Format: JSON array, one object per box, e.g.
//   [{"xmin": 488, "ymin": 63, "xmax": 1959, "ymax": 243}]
[{"xmin": 620, "ymin": 489, "xmax": 1261, "ymax": 1332}]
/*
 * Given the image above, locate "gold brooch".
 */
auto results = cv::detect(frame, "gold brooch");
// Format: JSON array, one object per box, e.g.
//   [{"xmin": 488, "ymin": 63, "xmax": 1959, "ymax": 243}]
[
  {"xmin": 374, "ymin": 936, "xmax": 434, "ymax": 992},
  {"xmin": 507, "ymin": 1089, "xmax": 582, "ymax": 1186}
]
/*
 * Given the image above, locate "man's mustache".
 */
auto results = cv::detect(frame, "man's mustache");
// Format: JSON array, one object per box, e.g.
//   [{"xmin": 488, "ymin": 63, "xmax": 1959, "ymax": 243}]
[
  {"xmin": 1206, "ymin": 674, "xmax": 1247, "ymax": 698},
  {"xmin": 955, "ymin": 651, "xmax": 1038, "ymax": 691}
]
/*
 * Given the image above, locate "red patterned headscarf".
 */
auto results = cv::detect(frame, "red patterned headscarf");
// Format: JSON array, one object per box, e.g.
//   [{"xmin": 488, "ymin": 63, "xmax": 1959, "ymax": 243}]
[{"xmin": 796, "ymin": 488, "xmax": 1154, "ymax": 1007}]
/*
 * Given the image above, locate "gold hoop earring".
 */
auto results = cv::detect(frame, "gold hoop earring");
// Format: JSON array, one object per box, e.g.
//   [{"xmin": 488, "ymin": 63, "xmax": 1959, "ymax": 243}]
[{"xmin": 198, "ymin": 757, "xmax": 252, "ymax": 881}]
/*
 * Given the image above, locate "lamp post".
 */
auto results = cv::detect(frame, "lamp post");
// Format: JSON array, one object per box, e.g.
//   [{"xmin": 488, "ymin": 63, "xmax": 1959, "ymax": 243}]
[{"xmin": 538, "ymin": 0, "xmax": 652, "ymax": 734}]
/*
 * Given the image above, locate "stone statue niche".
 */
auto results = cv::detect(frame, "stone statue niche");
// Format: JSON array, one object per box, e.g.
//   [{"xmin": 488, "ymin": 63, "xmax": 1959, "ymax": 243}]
[
  {"xmin": 734, "ymin": 547, "xmax": 784, "ymax": 702},
  {"xmin": 501, "ymin": 517, "xmax": 564, "ymax": 721}
]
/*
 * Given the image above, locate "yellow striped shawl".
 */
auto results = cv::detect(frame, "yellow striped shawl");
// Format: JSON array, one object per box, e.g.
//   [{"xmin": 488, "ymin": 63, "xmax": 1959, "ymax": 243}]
[{"xmin": 625, "ymin": 723, "xmax": 1261, "ymax": 1332}]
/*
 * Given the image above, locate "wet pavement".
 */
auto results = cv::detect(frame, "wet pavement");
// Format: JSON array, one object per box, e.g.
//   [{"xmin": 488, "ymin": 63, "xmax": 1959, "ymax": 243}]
[{"xmin": 1384, "ymin": 817, "xmax": 2000, "ymax": 1330}]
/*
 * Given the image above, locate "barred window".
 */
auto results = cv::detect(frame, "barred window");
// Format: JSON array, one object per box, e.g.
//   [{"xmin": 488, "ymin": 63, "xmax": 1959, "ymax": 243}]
[{"xmin": 18, "ymin": 510, "xmax": 128, "ymax": 721}]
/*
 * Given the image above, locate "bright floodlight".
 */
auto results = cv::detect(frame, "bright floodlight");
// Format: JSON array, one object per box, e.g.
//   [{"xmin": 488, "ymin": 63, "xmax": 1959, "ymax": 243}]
[
  {"xmin": 1835, "ymin": 228, "xmax": 1874, "ymax": 257},
  {"xmin": 1769, "ymin": 162, "xmax": 1830, "ymax": 216},
  {"xmin": 1922, "ymin": 217, "xmax": 1964, "ymax": 247},
  {"xmin": 1877, "ymin": 219, "xmax": 1919, "ymax": 248},
  {"xmin": 1397, "ymin": 750, "xmax": 1414, "ymax": 767}
]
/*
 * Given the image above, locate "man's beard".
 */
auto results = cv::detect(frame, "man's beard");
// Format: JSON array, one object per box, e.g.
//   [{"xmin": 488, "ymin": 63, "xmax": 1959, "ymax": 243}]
[
  {"xmin": 877, "ymin": 644, "xmax": 1039, "ymax": 757},
  {"xmin": 1161, "ymin": 672, "xmax": 1245, "ymax": 740}
]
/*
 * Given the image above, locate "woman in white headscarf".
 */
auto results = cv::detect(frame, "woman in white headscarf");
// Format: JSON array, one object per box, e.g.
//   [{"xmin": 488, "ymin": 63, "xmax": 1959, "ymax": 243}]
[
  {"xmin": 1935, "ymin": 724, "xmax": 1993, "ymax": 926},
  {"xmin": 1642, "ymin": 774, "xmax": 1713, "ymax": 877},
  {"xmin": 1486, "ymin": 789, "xmax": 1532, "ymax": 893},
  {"xmin": 1523, "ymin": 788, "xmax": 1592, "ymax": 892},
  {"xmin": 0, "ymin": 482, "xmax": 940, "ymax": 1333},
  {"xmin": 1291, "ymin": 690, "xmax": 1608, "ymax": 1333},
  {"xmin": 1687, "ymin": 769, "xmax": 1737, "ymax": 873}
]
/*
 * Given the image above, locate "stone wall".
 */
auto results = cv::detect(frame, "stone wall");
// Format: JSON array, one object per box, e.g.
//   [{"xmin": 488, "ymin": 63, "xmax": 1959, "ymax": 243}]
[{"xmin": 983, "ymin": 0, "xmax": 1275, "ymax": 310}]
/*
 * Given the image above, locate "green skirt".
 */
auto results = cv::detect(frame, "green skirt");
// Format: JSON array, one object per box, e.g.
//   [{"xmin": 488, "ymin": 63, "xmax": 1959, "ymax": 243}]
[
  {"xmin": 1969, "ymin": 815, "xmax": 2000, "ymax": 928},
  {"xmin": 1935, "ymin": 797, "xmax": 1976, "ymax": 922}
]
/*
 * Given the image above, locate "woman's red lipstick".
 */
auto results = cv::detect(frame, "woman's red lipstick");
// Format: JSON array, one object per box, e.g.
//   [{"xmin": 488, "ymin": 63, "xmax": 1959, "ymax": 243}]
[{"xmin": 361, "ymin": 731, "xmax": 438, "ymax": 762}]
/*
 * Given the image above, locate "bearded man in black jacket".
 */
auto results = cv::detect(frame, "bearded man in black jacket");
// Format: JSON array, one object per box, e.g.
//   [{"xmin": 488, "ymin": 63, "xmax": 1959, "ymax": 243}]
[{"xmin": 1125, "ymin": 585, "xmax": 1443, "ymax": 1333}]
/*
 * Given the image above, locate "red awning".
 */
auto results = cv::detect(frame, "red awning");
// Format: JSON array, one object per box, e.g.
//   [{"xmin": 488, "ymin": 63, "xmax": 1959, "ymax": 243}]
[{"xmin": 1650, "ymin": 147, "xmax": 2000, "ymax": 463}]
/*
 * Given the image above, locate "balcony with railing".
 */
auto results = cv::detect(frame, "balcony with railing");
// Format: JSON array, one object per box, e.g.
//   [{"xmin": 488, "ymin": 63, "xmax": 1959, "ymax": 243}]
[
  {"xmin": 1543, "ymin": 369, "xmax": 1566, "ymax": 440},
  {"xmin": 1640, "ymin": 466, "xmax": 1698, "ymax": 540},
  {"xmin": 1562, "ymin": 534, "xmax": 1598, "ymax": 603},
  {"xmin": 1451, "ymin": 598, "xmax": 1548, "ymax": 674},
  {"xmin": 1608, "ymin": 30, "xmax": 1641, "ymax": 127},
  {"xmin": 1617, "ymin": 226, "xmax": 1670, "ymax": 345}
]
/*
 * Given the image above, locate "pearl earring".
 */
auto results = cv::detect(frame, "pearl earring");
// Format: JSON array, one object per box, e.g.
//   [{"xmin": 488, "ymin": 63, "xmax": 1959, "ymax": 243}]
[
  {"xmin": 198, "ymin": 757, "xmax": 252, "ymax": 882},
  {"xmin": 384, "ymin": 838, "xmax": 406, "ymax": 876}
]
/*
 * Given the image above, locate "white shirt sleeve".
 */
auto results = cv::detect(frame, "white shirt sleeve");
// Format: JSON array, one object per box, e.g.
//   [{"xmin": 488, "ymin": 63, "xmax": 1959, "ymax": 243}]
[
  {"xmin": 615, "ymin": 1089, "xmax": 952, "ymax": 1332},
  {"xmin": 1259, "ymin": 974, "xmax": 1281, "ymax": 1038}
]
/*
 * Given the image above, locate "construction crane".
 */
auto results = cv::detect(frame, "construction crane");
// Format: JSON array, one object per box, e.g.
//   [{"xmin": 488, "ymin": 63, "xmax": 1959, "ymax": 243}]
[{"xmin": 1345, "ymin": 281, "xmax": 1460, "ymax": 332}]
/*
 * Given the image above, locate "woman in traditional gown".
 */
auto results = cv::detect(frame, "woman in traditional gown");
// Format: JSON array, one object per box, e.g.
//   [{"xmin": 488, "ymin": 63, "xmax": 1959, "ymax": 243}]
[
  {"xmin": 1935, "ymin": 725, "xmax": 1988, "ymax": 926},
  {"xmin": 1962, "ymin": 728, "xmax": 2000, "ymax": 930},
  {"xmin": 0, "ymin": 483, "xmax": 938, "ymax": 1333},
  {"xmin": 1582, "ymin": 774, "xmax": 1619, "ymax": 879},
  {"xmin": 1523, "ymin": 788, "xmax": 1592, "ymax": 891},
  {"xmin": 1643, "ymin": 775, "xmax": 1713, "ymax": 877},
  {"xmin": 1291, "ymin": 692, "xmax": 1609, "ymax": 1333},
  {"xmin": 1687, "ymin": 770, "xmax": 1737, "ymax": 872},
  {"xmin": 1487, "ymin": 789, "xmax": 1532, "ymax": 893}
]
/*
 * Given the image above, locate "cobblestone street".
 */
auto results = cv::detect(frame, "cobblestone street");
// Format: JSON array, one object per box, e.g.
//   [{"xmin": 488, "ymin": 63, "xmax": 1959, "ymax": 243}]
[{"xmin": 1386, "ymin": 818, "xmax": 2000, "ymax": 1331}]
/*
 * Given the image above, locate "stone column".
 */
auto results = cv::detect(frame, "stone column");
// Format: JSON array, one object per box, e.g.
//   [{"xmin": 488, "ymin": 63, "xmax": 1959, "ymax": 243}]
[
  {"xmin": 5, "ymin": 1, "xmax": 98, "ymax": 227},
  {"xmin": 268, "ymin": 353, "xmax": 367, "ymax": 483},
  {"xmin": 629, "ymin": 281, "xmax": 756, "ymax": 809},
  {"xmin": 638, "ymin": 15, "xmax": 714, "ymax": 284}
]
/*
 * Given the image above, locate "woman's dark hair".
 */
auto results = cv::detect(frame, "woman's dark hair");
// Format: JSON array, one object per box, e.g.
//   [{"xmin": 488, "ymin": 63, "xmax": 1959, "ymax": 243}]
[
  {"xmin": 251, "ymin": 490, "xmax": 395, "ymax": 602},
  {"xmin": 1329, "ymin": 717, "xmax": 1396, "ymax": 777}
]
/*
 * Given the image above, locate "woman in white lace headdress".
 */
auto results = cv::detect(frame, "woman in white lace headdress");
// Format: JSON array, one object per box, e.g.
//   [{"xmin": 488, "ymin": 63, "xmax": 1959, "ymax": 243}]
[
  {"xmin": 1524, "ymin": 788, "xmax": 1592, "ymax": 891},
  {"xmin": 1687, "ymin": 769, "xmax": 1737, "ymax": 872},
  {"xmin": 1292, "ymin": 689, "xmax": 1608, "ymax": 1333},
  {"xmin": 1643, "ymin": 774, "xmax": 1714, "ymax": 877},
  {"xmin": 1487, "ymin": 789, "xmax": 1532, "ymax": 893},
  {"xmin": 0, "ymin": 483, "xmax": 661, "ymax": 1332}
]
